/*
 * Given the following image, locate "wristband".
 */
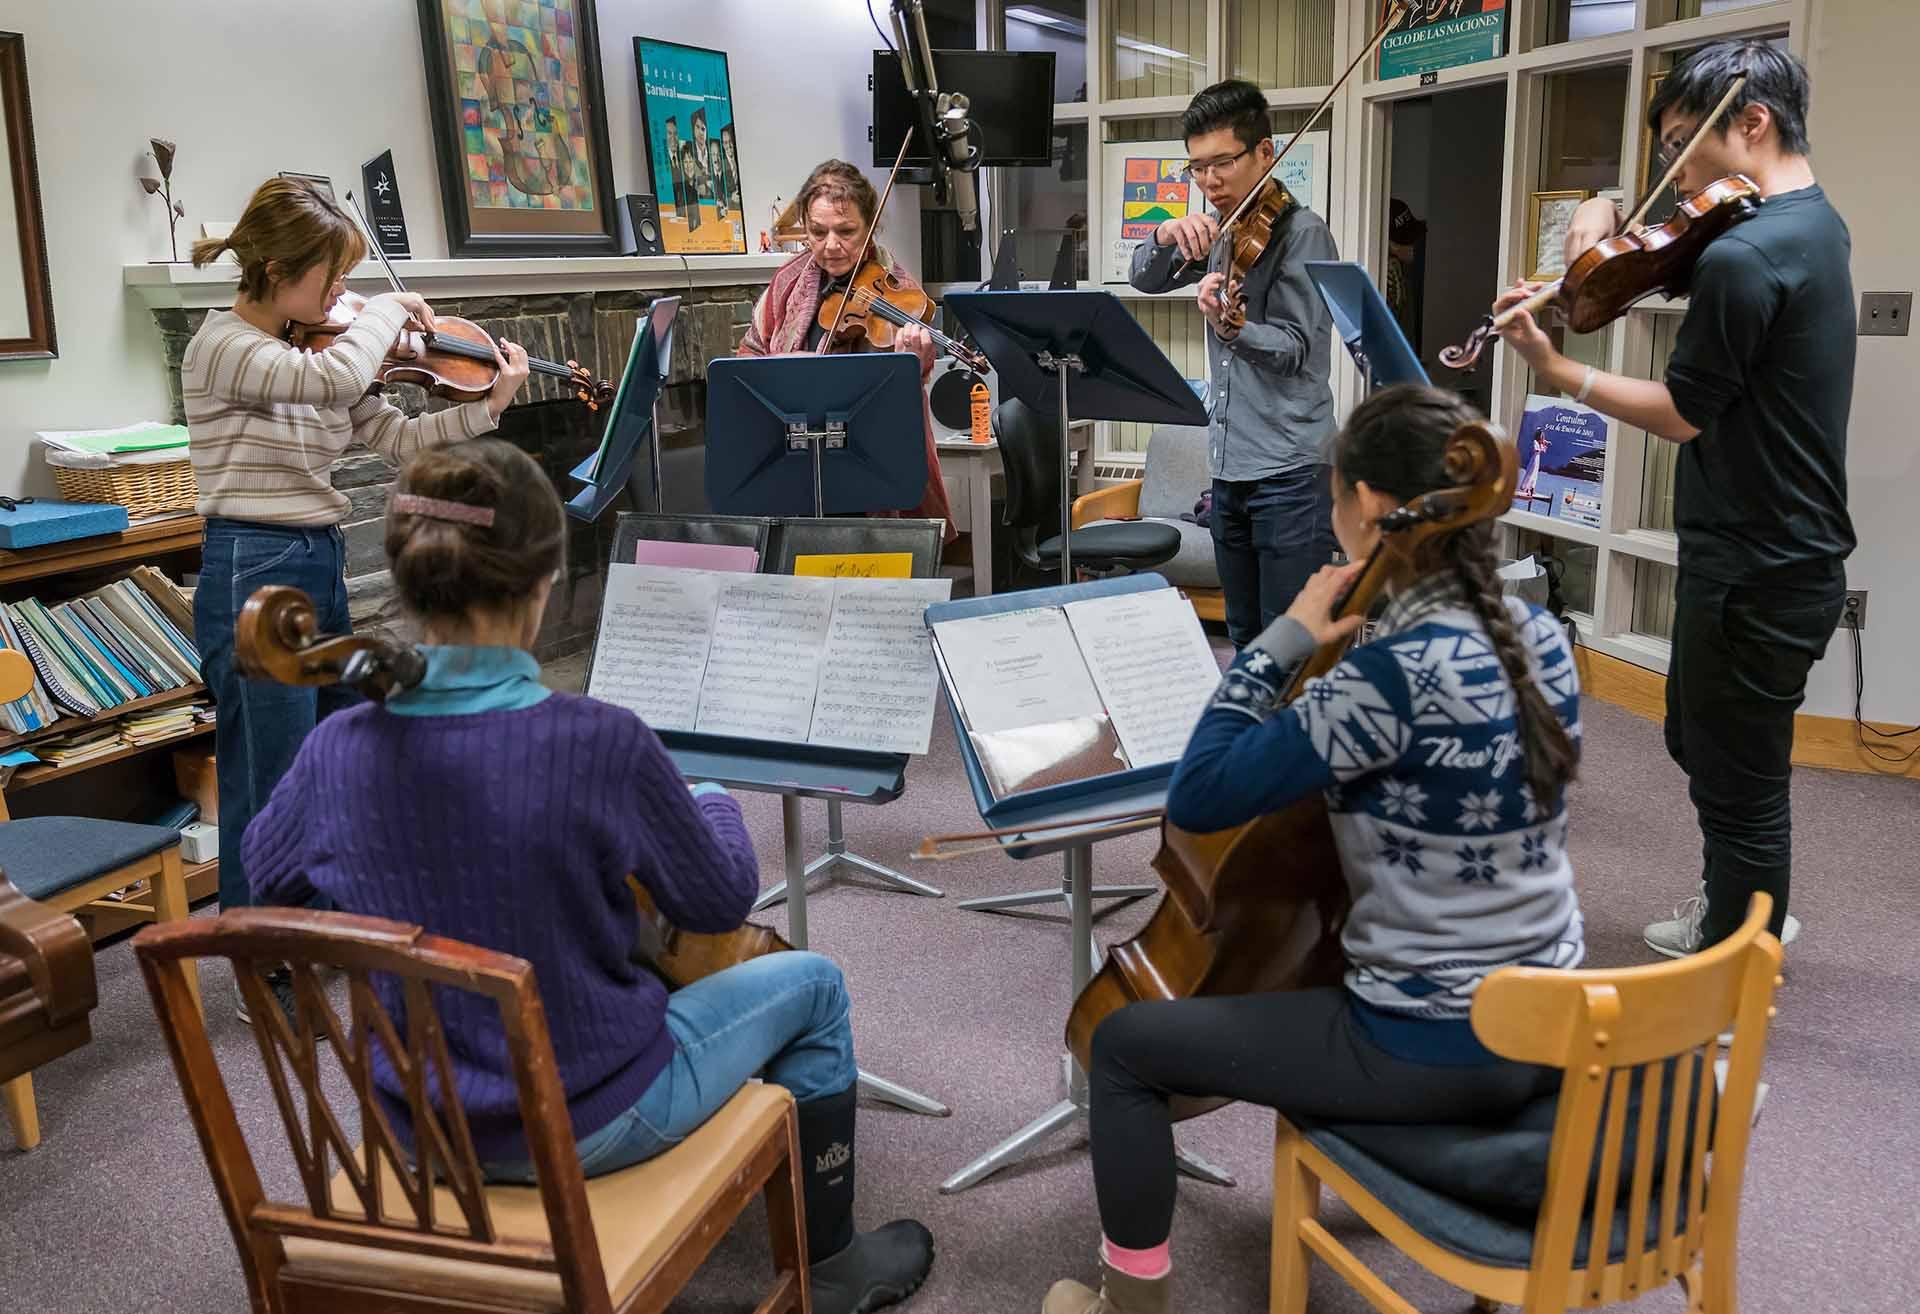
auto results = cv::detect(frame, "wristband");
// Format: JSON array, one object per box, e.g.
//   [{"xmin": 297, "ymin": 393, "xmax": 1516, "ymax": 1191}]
[{"xmin": 1574, "ymin": 365, "xmax": 1597, "ymax": 406}]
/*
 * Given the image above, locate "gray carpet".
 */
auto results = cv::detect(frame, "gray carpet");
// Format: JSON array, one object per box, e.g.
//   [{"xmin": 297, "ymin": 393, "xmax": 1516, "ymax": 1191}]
[{"xmin": 3, "ymin": 679, "xmax": 1917, "ymax": 1314}]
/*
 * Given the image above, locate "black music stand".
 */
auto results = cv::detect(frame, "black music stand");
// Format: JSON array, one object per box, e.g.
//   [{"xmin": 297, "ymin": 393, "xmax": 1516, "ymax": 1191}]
[
  {"xmin": 705, "ymin": 354, "xmax": 927, "ymax": 519},
  {"xmin": 1306, "ymin": 261, "xmax": 1428, "ymax": 390},
  {"xmin": 942, "ymin": 290, "xmax": 1207, "ymax": 583},
  {"xmin": 566, "ymin": 295, "xmax": 681, "ymax": 520}
]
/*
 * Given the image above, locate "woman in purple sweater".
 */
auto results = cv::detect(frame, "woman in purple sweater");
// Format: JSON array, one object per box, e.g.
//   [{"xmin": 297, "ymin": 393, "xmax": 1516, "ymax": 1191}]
[{"xmin": 242, "ymin": 437, "xmax": 933, "ymax": 1314}]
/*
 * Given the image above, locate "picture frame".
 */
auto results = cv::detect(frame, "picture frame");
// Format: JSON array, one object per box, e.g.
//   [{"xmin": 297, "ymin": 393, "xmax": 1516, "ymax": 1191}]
[
  {"xmin": 0, "ymin": 32, "xmax": 55, "ymax": 361},
  {"xmin": 1528, "ymin": 189, "xmax": 1590, "ymax": 281},
  {"xmin": 1639, "ymin": 69, "xmax": 1678, "ymax": 216},
  {"xmin": 276, "ymin": 171, "xmax": 336, "ymax": 203},
  {"xmin": 634, "ymin": 37, "xmax": 748, "ymax": 255},
  {"xmin": 415, "ymin": 0, "xmax": 622, "ymax": 258}
]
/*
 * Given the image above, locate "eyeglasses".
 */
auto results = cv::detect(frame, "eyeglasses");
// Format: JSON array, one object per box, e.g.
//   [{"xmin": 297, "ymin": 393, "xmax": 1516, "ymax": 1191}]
[
  {"xmin": 1654, "ymin": 124, "xmax": 1696, "ymax": 169},
  {"xmin": 1181, "ymin": 147, "xmax": 1253, "ymax": 181}
]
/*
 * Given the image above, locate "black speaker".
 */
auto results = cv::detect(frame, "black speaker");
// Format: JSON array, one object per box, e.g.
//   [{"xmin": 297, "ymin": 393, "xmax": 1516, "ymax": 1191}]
[{"xmin": 617, "ymin": 194, "xmax": 664, "ymax": 256}]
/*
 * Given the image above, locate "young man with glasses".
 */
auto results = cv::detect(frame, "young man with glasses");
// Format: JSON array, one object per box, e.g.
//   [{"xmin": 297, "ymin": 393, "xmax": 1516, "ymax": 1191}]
[
  {"xmin": 1490, "ymin": 39, "xmax": 1854, "ymax": 959},
  {"xmin": 1129, "ymin": 79, "xmax": 1338, "ymax": 651}
]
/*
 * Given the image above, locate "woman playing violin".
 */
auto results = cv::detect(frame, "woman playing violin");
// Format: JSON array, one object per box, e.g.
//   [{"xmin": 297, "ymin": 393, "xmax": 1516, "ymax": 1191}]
[
  {"xmin": 182, "ymin": 176, "xmax": 531, "ymax": 1022},
  {"xmin": 738, "ymin": 159, "xmax": 955, "ymax": 539},
  {"xmin": 1487, "ymin": 39, "xmax": 1852, "ymax": 961},
  {"xmin": 1045, "ymin": 386, "xmax": 1583, "ymax": 1314}
]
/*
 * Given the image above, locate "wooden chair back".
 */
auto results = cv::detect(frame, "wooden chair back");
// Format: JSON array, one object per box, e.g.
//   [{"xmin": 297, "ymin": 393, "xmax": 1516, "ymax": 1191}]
[
  {"xmin": 1470, "ymin": 894, "xmax": 1783, "ymax": 1309},
  {"xmin": 0, "ymin": 648, "xmax": 32, "ymax": 703},
  {"xmin": 0, "ymin": 867, "xmax": 95, "ymax": 1080},
  {"xmin": 134, "ymin": 906, "xmax": 616, "ymax": 1314}
]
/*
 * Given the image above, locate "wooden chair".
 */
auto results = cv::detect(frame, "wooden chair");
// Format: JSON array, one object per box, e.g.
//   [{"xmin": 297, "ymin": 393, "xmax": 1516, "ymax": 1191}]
[
  {"xmin": 1272, "ymin": 895, "xmax": 1784, "ymax": 1314},
  {"xmin": 134, "ymin": 905, "xmax": 810, "ymax": 1314},
  {"xmin": 0, "ymin": 869, "xmax": 97, "ymax": 1149},
  {"xmin": 0, "ymin": 646, "xmax": 197, "ymax": 1148}
]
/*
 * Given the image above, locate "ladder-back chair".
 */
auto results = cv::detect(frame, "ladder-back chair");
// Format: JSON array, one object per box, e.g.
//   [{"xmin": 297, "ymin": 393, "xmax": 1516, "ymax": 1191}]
[
  {"xmin": 135, "ymin": 906, "xmax": 810, "ymax": 1314},
  {"xmin": 1273, "ymin": 894, "xmax": 1783, "ymax": 1314}
]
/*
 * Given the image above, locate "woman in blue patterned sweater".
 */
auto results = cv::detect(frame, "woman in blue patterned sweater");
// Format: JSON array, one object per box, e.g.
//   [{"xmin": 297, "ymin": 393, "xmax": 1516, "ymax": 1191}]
[{"xmin": 1045, "ymin": 385, "xmax": 1585, "ymax": 1314}]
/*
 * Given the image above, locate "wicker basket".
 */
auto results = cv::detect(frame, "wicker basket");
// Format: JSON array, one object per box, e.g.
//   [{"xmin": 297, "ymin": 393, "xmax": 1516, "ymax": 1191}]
[{"xmin": 50, "ymin": 458, "xmax": 199, "ymax": 520}]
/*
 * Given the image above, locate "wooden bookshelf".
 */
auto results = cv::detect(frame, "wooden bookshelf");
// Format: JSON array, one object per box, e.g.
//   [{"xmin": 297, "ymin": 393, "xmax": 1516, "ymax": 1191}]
[
  {"xmin": 8, "ymin": 721, "xmax": 213, "ymax": 791},
  {"xmin": 0, "ymin": 682, "xmax": 207, "ymax": 753},
  {"xmin": 0, "ymin": 516, "xmax": 205, "ymax": 587}
]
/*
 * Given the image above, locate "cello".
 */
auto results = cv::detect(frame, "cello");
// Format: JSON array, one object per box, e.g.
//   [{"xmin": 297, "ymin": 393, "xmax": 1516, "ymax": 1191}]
[
  {"xmin": 232, "ymin": 585, "xmax": 790, "ymax": 987},
  {"xmin": 1061, "ymin": 421, "xmax": 1518, "ymax": 1117}
]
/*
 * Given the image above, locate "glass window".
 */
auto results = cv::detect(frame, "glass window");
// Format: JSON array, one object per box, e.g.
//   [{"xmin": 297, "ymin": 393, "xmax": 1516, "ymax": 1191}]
[
  {"xmin": 1103, "ymin": 0, "xmax": 1207, "ymax": 100},
  {"xmin": 1538, "ymin": 65, "xmax": 1629, "ymax": 193},
  {"xmin": 1509, "ymin": 528, "xmax": 1598, "ymax": 614},
  {"xmin": 1005, "ymin": 1, "xmax": 1088, "ymax": 104},
  {"xmin": 1636, "ymin": 311, "xmax": 1683, "ymax": 532},
  {"xmin": 1652, "ymin": 0, "xmax": 1777, "ymax": 26},
  {"xmin": 1632, "ymin": 557, "xmax": 1678, "ymax": 640},
  {"xmin": 1114, "ymin": 298, "xmax": 1206, "ymax": 456},
  {"xmin": 1542, "ymin": 0, "xmax": 1635, "ymax": 44},
  {"xmin": 1227, "ymin": 0, "xmax": 1335, "ymax": 90},
  {"xmin": 1004, "ymin": 122, "xmax": 1090, "ymax": 284}
]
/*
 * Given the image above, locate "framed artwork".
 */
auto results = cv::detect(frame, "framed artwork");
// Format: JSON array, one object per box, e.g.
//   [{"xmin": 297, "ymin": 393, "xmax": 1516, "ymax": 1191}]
[
  {"xmin": 1528, "ymin": 189, "xmax": 1589, "ymax": 281},
  {"xmin": 416, "ymin": 0, "xmax": 621, "ymax": 258},
  {"xmin": 0, "ymin": 32, "xmax": 55, "ymax": 360},
  {"xmin": 277, "ymin": 171, "xmax": 337, "ymax": 203},
  {"xmin": 634, "ymin": 37, "xmax": 747, "ymax": 255},
  {"xmin": 1099, "ymin": 131, "xmax": 1330, "ymax": 284}
]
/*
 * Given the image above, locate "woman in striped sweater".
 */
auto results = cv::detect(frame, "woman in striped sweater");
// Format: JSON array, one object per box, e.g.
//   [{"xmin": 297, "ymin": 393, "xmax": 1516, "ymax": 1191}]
[{"xmin": 182, "ymin": 177, "xmax": 531, "ymax": 1021}]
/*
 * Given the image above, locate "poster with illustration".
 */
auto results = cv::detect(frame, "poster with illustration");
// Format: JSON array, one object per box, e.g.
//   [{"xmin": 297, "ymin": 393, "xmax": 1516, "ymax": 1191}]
[
  {"xmin": 635, "ymin": 37, "xmax": 747, "ymax": 254},
  {"xmin": 1378, "ymin": 0, "xmax": 1508, "ymax": 80},
  {"xmin": 1513, "ymin": 395, "xmax": 1607, "ymax": 529},
  {"xmin": 1100, "ymin": 132, "xmax": 1329, "ymax": 284}
]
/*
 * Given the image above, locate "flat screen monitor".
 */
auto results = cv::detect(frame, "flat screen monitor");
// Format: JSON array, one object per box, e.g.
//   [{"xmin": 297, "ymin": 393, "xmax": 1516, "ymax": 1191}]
[{"xmin": 871, "ymin": 49, "xmax": 1056, "ymax": 169}]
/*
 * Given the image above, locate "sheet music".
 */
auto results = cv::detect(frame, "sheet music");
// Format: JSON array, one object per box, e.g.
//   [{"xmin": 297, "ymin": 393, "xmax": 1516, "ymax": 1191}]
[
  {"xmin": 1065, "ymin": 589, "xmax": 1222, "ymax": 767},
  {"xmin": 809, "ymin": 578, "xmax": 953, "ymax": 754},
  {"xmin": 930, "ymin": 607, "xmax": 1106, "ymax": 735},
  {"xmin": 586, "ymin": 565, "xmax": 722, "ymax": 731},
  {"xmin": 694, "ymin": 574, "xmax": 837, "ymax": 741}
]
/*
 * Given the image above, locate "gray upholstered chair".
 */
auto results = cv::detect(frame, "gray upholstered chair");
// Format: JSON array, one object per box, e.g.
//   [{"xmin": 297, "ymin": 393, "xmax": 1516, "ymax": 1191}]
[{"xmin": 1070, "ymin": 424, "xmax": 1223, "ymax": 621}]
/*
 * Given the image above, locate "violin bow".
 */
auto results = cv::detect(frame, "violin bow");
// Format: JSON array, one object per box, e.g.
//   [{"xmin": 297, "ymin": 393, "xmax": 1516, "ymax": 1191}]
[
  {"xmin": 913, "ymin": 806, "xmax": 1168, "ymax": 862},
  {"xmin": 817, "ymin": 133, "xmax": 915, "ymax": 354},
  {"xmin": 1174, "ymin": 0, "xmax": 1413, "ymax": 281},
  {"xmin": 1438, "ymin": 74, "xmax": 1749, "ymax": 369}
]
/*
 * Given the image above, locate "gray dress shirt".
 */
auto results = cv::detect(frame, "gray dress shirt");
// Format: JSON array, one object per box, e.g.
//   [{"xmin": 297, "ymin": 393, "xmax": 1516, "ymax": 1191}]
[{"xmin": 1129, "ymin": 203, "xmax": 1339, "ymax": 482}]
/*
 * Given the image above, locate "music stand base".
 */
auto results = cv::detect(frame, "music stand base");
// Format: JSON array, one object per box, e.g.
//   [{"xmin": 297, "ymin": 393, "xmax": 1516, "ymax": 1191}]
[
  {"xmin": 938, "ymin": 1081, "xmax": 1235, "ymax": 1193},
  {"xmin": 859, "ymin": 1069, "xmax": 952, "ymax": 1117},
  {"xmin": 956, "ymin": 885, "xmax": 1155, "ymax": 915},
  {"xmin": 754, "ymin": 800, "xmax": 944, "ymax": 912}
]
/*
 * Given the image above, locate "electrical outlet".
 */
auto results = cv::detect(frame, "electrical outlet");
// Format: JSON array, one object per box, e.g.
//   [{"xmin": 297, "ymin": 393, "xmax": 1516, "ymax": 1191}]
[
  {"xmin": 1859, "ymin": 292, "xmax": 1912, "ymax": 337},
  {"xmin": 1843, "ymin": 589, "xmax": 1868, "ymax": 630}
]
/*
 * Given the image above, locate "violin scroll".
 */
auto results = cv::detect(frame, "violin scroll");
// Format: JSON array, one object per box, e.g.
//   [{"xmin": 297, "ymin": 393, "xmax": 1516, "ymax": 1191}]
[{"xmin": 236, "ymin": 585, "xmax": 425, "ymax": 703}]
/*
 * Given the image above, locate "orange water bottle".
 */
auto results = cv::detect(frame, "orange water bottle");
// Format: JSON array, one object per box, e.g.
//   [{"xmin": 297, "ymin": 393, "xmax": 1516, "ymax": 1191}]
[{"xmin": 970, "ymin": 379, "xmax": 991, "ymax": 444}]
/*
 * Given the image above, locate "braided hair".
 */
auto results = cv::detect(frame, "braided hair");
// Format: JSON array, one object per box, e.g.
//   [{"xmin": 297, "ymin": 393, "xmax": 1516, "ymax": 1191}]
[{"xmin": 1331, "ymin": 385, "xmax": 1578, "ymax": 814}]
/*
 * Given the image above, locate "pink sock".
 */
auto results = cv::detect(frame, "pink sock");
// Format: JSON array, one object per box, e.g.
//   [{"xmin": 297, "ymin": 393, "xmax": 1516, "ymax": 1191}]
[{"xmin": 1100, "ymin": 1236, "xmax": 1171, "ymax": 1280}]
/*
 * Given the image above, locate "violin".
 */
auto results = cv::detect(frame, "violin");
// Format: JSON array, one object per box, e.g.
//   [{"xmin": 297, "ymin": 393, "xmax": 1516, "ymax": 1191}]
[
  {"xmin": 291, "ymin": 290, "xmax": 616, "ymax": 411},
  {"xmin": 817, "ymin": 259, "xmax": 991, "ymax": 374},
  {"xmin": 1439, "ymin": 75, "xmax": 1755, "ymax": 371},
  {"xmin": 234, "ymin": 584, "xmax": 788, "ymax": 984}
]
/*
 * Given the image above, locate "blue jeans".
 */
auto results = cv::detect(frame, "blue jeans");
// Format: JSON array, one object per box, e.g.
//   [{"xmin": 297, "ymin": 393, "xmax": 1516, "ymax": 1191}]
[
  {"xmin": 485, "ymin": 951, "xmax": 856, "ymax": 1183},
  {"xmin": 1211, "ymin": 465, "xmax": 1337, "ymax": 650},
  {"xmin": 195, "ymin": 519, "xmax": 359, "ymax": 911}
]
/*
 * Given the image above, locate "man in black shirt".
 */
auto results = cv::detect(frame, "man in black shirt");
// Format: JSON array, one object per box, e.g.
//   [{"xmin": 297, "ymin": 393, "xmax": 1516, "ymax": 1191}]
[{"xmin": 1491, "ymin": 39, "xmax": 1853, "ymax": 956}]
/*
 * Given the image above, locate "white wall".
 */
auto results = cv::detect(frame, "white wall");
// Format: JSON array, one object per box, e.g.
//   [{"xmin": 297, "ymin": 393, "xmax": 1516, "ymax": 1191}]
[
  {"xmin": 0, "ymin": 0, "xmax": 907, "ymax": 493},
  {"xmin": 1804, "ymin": 0, "xmax": 1920, "ymax": 724}
]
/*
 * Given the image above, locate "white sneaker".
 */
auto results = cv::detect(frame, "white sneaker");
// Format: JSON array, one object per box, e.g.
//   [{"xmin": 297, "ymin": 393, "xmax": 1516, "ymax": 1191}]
[{"xmin": 1646, "ymin": 891, "xmax": 1801, "ymax": 959}]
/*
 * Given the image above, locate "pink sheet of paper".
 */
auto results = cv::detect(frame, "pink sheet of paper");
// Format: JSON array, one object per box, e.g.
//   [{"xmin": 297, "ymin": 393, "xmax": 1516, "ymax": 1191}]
[{"xmin": 632, "ymin": 540, "xmax": 762, "ymax": 573}]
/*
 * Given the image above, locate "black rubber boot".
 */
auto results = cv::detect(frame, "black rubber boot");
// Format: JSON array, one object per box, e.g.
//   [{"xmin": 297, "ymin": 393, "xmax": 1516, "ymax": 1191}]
[{"xmin": 795, "ymin": 1086, "xmax": 934, "ymax": 1314}]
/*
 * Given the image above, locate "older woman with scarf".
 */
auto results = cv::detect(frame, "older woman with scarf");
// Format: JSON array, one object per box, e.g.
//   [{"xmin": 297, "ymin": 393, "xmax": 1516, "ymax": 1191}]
[{"xmin": 739, "ymin": 159, "xmax": 956, "ymax": 540}]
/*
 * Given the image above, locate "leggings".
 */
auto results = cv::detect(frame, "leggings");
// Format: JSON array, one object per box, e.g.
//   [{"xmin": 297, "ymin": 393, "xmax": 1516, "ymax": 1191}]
[{"xmin": 1088, "ymin": 988, "xmax": 1561, "ymax": 1249}]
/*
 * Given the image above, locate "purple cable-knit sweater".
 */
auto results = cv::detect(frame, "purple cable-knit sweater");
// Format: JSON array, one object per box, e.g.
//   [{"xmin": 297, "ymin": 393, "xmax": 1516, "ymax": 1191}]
[{"xmin": 242, "ymin": 693, "xmax": 759, "ymax": 1161}]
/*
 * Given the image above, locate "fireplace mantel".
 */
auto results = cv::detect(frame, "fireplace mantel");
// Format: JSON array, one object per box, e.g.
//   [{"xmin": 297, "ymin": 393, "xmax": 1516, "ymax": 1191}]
[{"xmin": 124, "ymin": 252, "xmax": 792, "ymax": 310}]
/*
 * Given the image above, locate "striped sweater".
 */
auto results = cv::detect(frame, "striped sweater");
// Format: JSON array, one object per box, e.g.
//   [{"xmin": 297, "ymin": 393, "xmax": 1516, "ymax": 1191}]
[{"xmin": 182, "ymin": 295, "xmax": 496, "ymax": 525}]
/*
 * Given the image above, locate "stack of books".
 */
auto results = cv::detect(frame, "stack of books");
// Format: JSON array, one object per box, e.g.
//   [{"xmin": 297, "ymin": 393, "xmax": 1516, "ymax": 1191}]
[
  {"xmin": 0, "ymin": 573, "xmax": 203, "ymax": 733},
  {"xmin": 37, "ymin": 725, "xmax": 123, "ymax": 767},
  {"xmin": 119, "ymin": 700, "xmax": 209, "ymax": 747}
]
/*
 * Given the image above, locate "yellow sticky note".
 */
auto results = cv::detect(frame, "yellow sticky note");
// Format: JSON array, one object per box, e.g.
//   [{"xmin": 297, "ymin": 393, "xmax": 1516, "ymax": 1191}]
[{"xmin": 792, "ymin": 552, "xmax": 914, "ymax": 579}]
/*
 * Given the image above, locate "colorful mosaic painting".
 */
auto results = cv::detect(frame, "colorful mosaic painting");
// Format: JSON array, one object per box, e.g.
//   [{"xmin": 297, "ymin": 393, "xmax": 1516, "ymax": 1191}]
[{"xmin": 444, "ymin": 0, "xmax": 596, "ymax": 211}]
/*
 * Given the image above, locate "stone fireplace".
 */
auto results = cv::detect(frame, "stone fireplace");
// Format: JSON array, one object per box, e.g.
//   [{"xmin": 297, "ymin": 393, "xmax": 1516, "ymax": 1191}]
[{"xmin": 139, "ymin": 275, "xmax": 772, "ymax": 660}]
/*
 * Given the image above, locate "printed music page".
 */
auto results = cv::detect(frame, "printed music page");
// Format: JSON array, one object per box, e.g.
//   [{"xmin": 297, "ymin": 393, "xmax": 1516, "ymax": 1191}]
[
  {"xmin": 809, "ymin": 577, "xmax": 954, "ymax": 754},
  {"xmin": 930, "ymin": 607, "xmax": 1106, "ymax": 734},
  {"xmin": 695, "ymin": 574, "xmax": 837, "ymax": 741},
  {"xmin": 1065, "ymin": 589, "xmax": 1221, "ymax": 768},
  {"xmin": 587, "ymin": 564, "xmax": 722, "ymax": 731}
]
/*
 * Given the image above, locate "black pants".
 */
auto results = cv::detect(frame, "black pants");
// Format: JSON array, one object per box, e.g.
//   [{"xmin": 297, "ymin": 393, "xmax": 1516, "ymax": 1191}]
[
  {"xmin": 1211, "ymin": 465, "xmax": 1337, "ymax": 650},
  {"xmin": 1666, "ymin": 569, "xmax": 1845, "ymax": 945},
  {"xmin": 1088, "ymin": 990, "xmax": 1560, "ymax": 1249}
]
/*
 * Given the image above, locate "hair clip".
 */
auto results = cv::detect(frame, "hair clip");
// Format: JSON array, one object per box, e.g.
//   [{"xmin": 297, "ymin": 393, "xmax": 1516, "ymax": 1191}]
[{"xmin": 390, "ymin": 493, "xmax": 495, "ymax": 528}]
